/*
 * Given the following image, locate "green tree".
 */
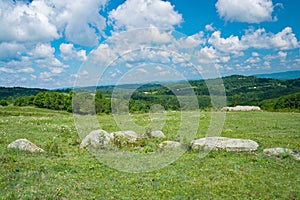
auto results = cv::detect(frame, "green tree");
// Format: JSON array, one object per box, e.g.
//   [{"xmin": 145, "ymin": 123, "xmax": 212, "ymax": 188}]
[
  {"xmin": 34, "ymin": 92, "xmax": 47, "ymax": 108},
  {"xmin": 72, "ymin": 92, "xmax": 95, "ymax": 115}
]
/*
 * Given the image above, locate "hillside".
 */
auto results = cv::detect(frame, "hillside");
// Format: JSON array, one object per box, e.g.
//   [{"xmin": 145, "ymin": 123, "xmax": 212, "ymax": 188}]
[{"xmin": 0, "ymin": 87, "xmax": 47, "ymax": 100}]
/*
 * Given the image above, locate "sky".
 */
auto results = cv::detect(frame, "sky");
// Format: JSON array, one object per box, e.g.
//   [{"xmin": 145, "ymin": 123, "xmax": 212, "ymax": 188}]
[{"xmin": 0, "ymin": 0, "xmax": 300, "ymax": 88}]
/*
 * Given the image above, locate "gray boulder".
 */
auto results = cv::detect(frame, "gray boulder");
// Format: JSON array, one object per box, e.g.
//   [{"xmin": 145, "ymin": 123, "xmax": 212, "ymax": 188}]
[
  {"xmin": 8, "ymin": 139, "xmax": 44, "ymax": 153},
  {"xmin": 263, "ymin": 147, "xmax": 300, "ymax": 161},
  {"xmin": 159, "ymin": 141, "xmax": 181, "ymax": 149},
  {"xmin": 112, "ymin": 130, "xmax": 138, "ymax": 142},
  {"xmin": 191, "ymin": 137, "xmax": 259, "ymax": 152},
  {"xmin": 149, "ymin": 130, "xmax": 166, "ymax": 138},
  {"xmin": 80, "ymin": 130, "xmax": 113, "ymax": 148}
]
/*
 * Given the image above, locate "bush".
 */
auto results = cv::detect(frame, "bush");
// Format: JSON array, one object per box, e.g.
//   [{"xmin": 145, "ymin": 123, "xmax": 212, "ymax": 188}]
[{"xmin": 0, "ymin": 100, "xmax": 9, "ymax": 106}]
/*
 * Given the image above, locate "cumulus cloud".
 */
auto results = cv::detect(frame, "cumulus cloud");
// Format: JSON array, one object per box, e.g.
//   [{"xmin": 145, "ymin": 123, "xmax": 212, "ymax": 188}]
[
  {"xmin": 0, "ymin": 66, "xmax": 34, "ymax": 73},
  {"xmin": 242, "ymin": 27, "xmax": 299, "ymax": 50},
  {"xmin": 0, "ymin": 0, "xmax": 107, "ymax": 47},
  {"xmin": 0, "ymin": 67, "xmax": 15, "ymax": 73},
  {"xmin": 215, "ymin": 0, "xmax": 277, "ymax": 23},
  {"xmin": 18, "ymin": 67, "xmax": 35, "ymax": 73},
  {"xmin": 208, "ymin": 31, "xmax": 245, "ymax": 54},
  {"xmin": 245, "ymin": 57, "xmax": 261, "ymax": 64},
  {"xmin": 205, "ymin": 24, "xmax": 215, "ymax": 32},
  {"xmin": 264, "ymin": 51, "xmax": 288, "ymax": 63},
  {"xmin": 209, "ymin": 27, "xmax": 299, "ymax": 54},
  {"xmin": 29, "ymin": 43, "xmax": 55, "ymax": 59},
  {"xmin": 0, "ymin": 0, "xmax": 59, "ymax": 43},
  {"xmin": 51, "ymin": 0, "xmax": 108, "ymax": 46},
  {"xmin": 60, "ymin": 43, "xmax": 87, "ymax": 61},
  {"xmin": 50, "ymin": 67, "xmax": 64, "ymax": 74},
  {"xmin": 109, "ymin": 0, "xmax": 182, "ymax": 30},
  {"xmin": 278, "ymin": 51, "xmax": 287, "ymax": 62},
  {"xmin": 0, "ymin": 42, "xmax": 26, "ymax": 61},
  {"xmin": 197, "ymin": 47, "xmax": 230, "ymax": 63},
  {"xmin": 176, "ymin": 32, "xmax": 206, "ymax": 49}
]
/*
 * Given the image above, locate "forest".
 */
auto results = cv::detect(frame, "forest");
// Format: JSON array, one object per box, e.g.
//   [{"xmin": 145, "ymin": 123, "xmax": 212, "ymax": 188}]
[{"xmin": 0, "ymin": 75, "xmax": 299, "ymax": 113}]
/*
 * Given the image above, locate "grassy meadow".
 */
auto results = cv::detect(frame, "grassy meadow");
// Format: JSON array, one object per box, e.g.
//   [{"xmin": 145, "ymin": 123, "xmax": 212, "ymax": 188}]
[{"xmin": 0, "ymin": 106, "xmax": 299, "ymax": 199}]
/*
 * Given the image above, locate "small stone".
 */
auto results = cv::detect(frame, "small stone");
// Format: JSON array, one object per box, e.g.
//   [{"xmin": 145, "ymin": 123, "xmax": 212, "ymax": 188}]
[
  {"xmin": 149, "ymin": 131, "xmax": 166, "ymax": 138},
  {"xmin": 8, "ymin": 139, "xmax": 44, "ymax": 153},
  {"xmin": 159, "ymin": 141, "xmax": 181, "ymax": 149},
  {"xmin": 263, "ymin": 147, "xmax": 300, "ymax": 161}
]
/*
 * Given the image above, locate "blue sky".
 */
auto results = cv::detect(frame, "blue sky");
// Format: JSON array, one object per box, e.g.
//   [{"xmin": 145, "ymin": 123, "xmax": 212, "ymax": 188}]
[{"xmin": 0, "ymin": 0, "xmax": 299, "ymax": 88}]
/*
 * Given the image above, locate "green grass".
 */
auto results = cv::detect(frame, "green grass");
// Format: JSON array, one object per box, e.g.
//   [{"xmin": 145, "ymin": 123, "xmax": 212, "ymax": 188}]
[{"xmin": 0, "ymin": 106, "xmax": 299, "ymax": 199}]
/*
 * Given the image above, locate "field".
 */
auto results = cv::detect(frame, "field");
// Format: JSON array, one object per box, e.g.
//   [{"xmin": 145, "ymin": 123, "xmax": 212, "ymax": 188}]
[{"xmin": 0, "ymin": 106, "xmax": 299, "ymax": 199}]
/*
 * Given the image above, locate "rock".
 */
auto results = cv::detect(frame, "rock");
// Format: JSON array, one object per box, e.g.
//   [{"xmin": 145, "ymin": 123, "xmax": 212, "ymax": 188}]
[
  {"xmin": 7, "ymin": 139, "xmax": 44, "ymax": 153},
  {"xmin": 191, "ymin": 137, "xmax": 229, "ymax": 150},
  {"xmin": 112, "ymin": 130, "xmax": 138, "ymax": 142},
  {"xmin": 263, "ymin": 147, "xmax": 300, "ymax": 161},
  {"xmin": 149, "ymin": 130, "xmax": 166, "ymax": 138},
  {"xmin": 159, "ymin": 141, "xmax": 181, "ymax": 149},
  {"xmin": 221, "ymin": 106, "xmax": 261, "ymax": 111},
  {"xmin": 80, "ymin": 130, "xmax": 113, "ymax": 148},
  {"xmin": 191, "ymin": 137, "xmax": 259, "ymax": 152}
]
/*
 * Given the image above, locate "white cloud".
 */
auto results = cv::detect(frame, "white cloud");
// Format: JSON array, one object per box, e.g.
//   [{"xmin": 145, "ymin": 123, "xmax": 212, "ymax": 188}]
[
  {"xmin": 209, "ymin": 27, "xmax": 299, "ymax": 54},
  {"xmin": 52, "ymin": 0, "xmax": 107, "ymax": 46},
  {"xmin": 125, "ymin": 63, "xmax": 133, "ymax": 68},
  {"xmin": 236, "ymin": 64, "xmax": 252, "ymax": 72},
  {"xmin": 111, "ymin": 27, "xmax": 172, "ymax": 45},
  {"xmin": 245, "ymin": 57, "xmax": 261, "ymax": 63},
  {"xmin": 0, "ymin": 42, "xmax": 25, "ymax": 61},
  {"xmin": 60, "ymin": 43, "xmax": 87, "ymax": 61},
  {"xmin": 252, "ymin": 52, "xmax": 259, "ymax": 57},
  {"xmin": 172, "ymin": 56, "xmax": 187, "ymax": 64},
  {"xmin": 39, "ymin": 71, "xmax": 53, "ymax": 79},
  {"xmin": 0, "ymin": 67, "xmax": 15, "ymax": 73},
  {"xmin": 0, "ymin": 0, "xmax": 107, "ymax": 47},
  {"xmin": 278, "ymin": 51, "xmax": 287, "ymax": 62},
  {"xmin": 29, "ymin": 43, "xmax": 55, "ymax": 59},
  {"xmin": 263, "ymin": 61, "xmax": 271, "ymax": 69},
  {"xmin": 155, "ymin": 66, "xmax": 163, "ymax": 71},
  {"xmin": 264, "ymin": 51, "xmax": 288, "ymax": 62},
  {"xmin": 208, "ymin": 31, "xmax": 245, "ymax": 54},
  {"xmin": 18, "ymin": 67, "xmax": 35, "ymax": 73},
  {"xmin": 242, "ymin": 27, "xmax": 299, "ymax": 50},
  {"xmin": 38, "ymin": 66, "xmax": 64, "ymax": 81},
  {"xmin": 92, "ymin": 29, "xmax": 175, "ymax": 66},
  {"xmin": 205, "ymin": 24, "xmax": 215, "ymax": 32},
  {"xmin": 0, "ymin": 0, "xmax": 59, "ymax": 43},
  {"xmin": 226, "ymin": 66, "xmax": 233, "ymax": 70},
  {"xmin": 199, "ymin": 47, "xmax": 217, "ymax": 60},
  {"xmin": 50, "ymin": 58, "xmax": 65, "ymax": 67},
  {"xmin": 215, "ymin": 0, "xmax": 277, "ymax": 23},
  {"xmin": 50, "ymin": 67, "xmax": 64, "ymax": 74},
  {"xmin": 176, "ymin": 32, "xmax": 206, "ymax": 49},
  {"xmin": 109, "ymin": 0, "xmax": 182, "ymax": 30},
  {"xmin": 30, "ymin": 74, "xmax": 37, "ymax": 80},
  {"xmin": 197, "ymin": 46, "xmax": 230, "ymax": 63},
  {"xmin": 137, "ymin": 68, "xmax": 148, "ymax": 74}
]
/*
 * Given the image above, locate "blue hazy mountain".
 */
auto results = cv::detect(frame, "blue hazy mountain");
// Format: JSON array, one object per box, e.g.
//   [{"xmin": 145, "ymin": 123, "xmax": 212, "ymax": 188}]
[{"xmin": 253, "ymin": 70, "xmax": 300, "ymax": 80}]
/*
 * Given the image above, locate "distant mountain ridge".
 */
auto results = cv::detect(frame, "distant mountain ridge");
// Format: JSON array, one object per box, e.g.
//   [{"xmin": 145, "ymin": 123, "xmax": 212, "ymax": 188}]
[{"xmin": 253, "ymin": 70, "xmax": 300, "ymax": 80}]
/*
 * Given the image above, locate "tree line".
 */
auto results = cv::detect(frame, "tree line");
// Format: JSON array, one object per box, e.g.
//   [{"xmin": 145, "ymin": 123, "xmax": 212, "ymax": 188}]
[{"xmin": 1, "ymin": 75, "xmax": 299, "ymax": 113}]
